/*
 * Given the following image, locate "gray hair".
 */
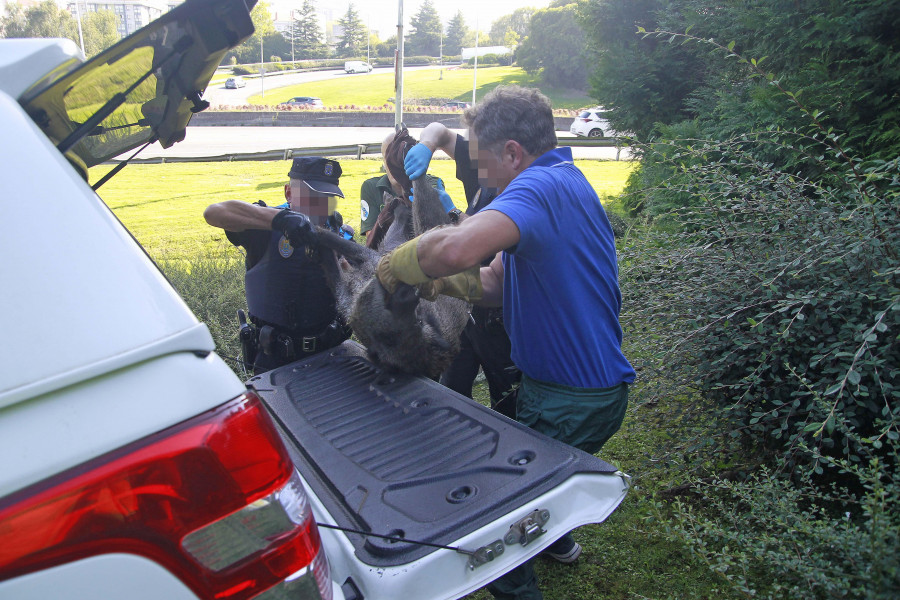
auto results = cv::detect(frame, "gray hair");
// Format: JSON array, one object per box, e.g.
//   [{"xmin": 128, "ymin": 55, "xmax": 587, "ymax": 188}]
[{"xmin": 462, "ymin": 85, "xmax": 558, "ymax": 157}]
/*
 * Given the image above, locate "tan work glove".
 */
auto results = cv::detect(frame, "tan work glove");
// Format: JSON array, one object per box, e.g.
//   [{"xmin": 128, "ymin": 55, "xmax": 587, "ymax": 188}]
[
  {"xmin": 376, "ymin": 237, "xmax": 431, "ymax": 293},
  {"xmin": 416, "ymin": 268, "xmax": 483, "ymax": 302}
]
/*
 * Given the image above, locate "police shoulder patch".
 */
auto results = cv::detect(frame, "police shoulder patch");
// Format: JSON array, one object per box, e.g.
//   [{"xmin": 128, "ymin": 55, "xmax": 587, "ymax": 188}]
[
  {"xmin": 278, "ymin": 235, "xmax": 294, "ymax": 258},
  {"xmin": 361, "ymin": 200, "xmax": 370, "ymax": 220}
]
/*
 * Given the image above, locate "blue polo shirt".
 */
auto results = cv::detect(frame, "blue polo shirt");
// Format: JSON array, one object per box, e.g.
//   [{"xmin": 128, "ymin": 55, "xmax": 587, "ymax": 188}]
[{"xmin": 484, "ymin": 146, "xmax": 635, "ymax": 389}]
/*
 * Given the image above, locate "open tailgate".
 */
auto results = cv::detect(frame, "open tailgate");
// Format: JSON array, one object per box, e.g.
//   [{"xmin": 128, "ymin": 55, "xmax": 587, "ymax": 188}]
[{"xmin": 250, "ymin": 341, "xmax": 629, "ymax": 600}]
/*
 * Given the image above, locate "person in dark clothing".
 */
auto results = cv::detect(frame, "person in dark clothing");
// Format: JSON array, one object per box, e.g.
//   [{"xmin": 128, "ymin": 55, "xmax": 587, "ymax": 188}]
[
  {"xmin": 204, "ymin": 157, "xmax": 352, "ymax": 374},
  {"xmin": 404, "ymin": 122, "xmax": 520, "ymax": 419}
]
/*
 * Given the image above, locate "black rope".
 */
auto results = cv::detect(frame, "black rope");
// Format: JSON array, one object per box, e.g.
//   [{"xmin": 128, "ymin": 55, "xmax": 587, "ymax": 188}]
[{"xmin": 316, "ymin": 522, "xmax": 473, "ymax": 556}]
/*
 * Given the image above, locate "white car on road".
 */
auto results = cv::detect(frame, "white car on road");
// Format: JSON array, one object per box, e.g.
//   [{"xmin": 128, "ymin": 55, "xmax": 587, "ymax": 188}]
[
  {"xmin": 344, "ymin": 61, "xmax": 373, "ymax": 74},
  {"xmin": 570, "ymin": 107, "xmax": 614, "ymax": 138}
]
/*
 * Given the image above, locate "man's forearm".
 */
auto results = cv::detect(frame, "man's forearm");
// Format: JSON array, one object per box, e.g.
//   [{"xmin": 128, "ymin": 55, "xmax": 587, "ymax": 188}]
[
  {"xmin": 204, "ymin": 200, "xmax": 279, "ymax": 232},
  {"xmin": 418, "ymin": 122, "xmax": 458, "ymax": 157},
  {"xmin": 475, "ymin": 254, "xmax": 504, "ymax": 307},
  {"xmin": 416, "ymin": 210, "xmax": 520, "ymax": 278}
]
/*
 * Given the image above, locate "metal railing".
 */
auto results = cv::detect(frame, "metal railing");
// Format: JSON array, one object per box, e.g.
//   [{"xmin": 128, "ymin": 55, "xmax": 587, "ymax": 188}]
[{"xmin": 113, "ymin": 138, "xmax": 629, "ymax": 165}]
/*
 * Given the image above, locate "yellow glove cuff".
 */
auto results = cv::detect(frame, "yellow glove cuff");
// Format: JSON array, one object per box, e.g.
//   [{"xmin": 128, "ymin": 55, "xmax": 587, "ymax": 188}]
[
  {"xmin": 375, "ymin": 237, "xmax": 431, "ymax": 293},
  {"xmin": 417, "ymin": 267, "xmax": 483, "ymax": 302}
]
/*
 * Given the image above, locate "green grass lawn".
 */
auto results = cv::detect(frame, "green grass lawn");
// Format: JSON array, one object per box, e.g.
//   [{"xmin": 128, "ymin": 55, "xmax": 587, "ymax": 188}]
[
  {"xmin": 91, "ymin": 157, "xmax": 633, "ymax": 261},
  {"xmin": 245, "ymin": 66, "xmax": 594, "ymax": 111}
]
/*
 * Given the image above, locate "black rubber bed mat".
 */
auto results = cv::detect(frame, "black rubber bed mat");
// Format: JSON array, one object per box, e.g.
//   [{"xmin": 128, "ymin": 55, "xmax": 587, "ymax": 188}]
[{"xmin": 250, "ymin": 341, "xmax": 619, "ymax": 567}]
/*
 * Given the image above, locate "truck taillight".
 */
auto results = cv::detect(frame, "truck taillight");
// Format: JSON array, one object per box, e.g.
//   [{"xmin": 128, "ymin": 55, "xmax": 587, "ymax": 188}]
[{"xmin": 0, "ymin": 392, "xmax": 331, "ymax": 600}]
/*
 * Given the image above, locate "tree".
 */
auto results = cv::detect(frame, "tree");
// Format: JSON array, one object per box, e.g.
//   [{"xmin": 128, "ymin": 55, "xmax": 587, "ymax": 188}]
[
  {"xmin": 291, "ymin": 0, "xmax": 326, "ymax": 59},
  {"xmin": 516, "ymin": 4, "xmax": 589, "ymax": 89},
  {"xmin": 374, "ymin": 34, "xmax": 396, "ymax": 58},
  {"xmin": 461, "ymin": 29, "xmax": 490, "ymax": 49},
  {"xmin": 444, "ymin": 10, "xmax": 468, "ymax": 56},
  {"xmin": 1, "ymin": 1, "xmax": 118, "ymax": 58},
  {"xmin": 335, "ymin": 3, "xmax": 366, "ymax": 58},
  {"xmin": 1, "ymin": 2, "xmax": 28, "ymax": 37},
  {"xmin": 488, "ymin": 7, "xmax": 534, "ymax": 46},
  {"xmin": 263, "ymin": 30, "xmax": 290, "ymax": 61},
  {"xmin": 81, "ymin": 10, "xmax": 119, "ymax": 57},
  {"xmin": 1, "ymin": 1, "xmax": 75, "ymax": 41},
  {"xmin": 576, "ymin": 0, "xmax": 705, "ymax": 140},
  {"xmin": 405, "ymin": 0, "xmax": 441, "ymax": 56},
  {"xmin": 231, "ymin": 1, "xmax": 276, "ymax": 63}
]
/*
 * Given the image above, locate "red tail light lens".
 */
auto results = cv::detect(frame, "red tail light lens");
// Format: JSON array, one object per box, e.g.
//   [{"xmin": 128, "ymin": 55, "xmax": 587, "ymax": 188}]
[{"xmin": 0, "ymin": 392, "xmax": 330, "ymax": 600}]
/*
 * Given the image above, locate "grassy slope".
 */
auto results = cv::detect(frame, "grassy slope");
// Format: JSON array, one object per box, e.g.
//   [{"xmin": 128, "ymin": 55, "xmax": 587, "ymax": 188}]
[
  {"xmin": 244, "ymin": 66, "xmax": 594, "ymax": 110},
  {"xmin": 92, "ymin": 158, "xmax": 632, "ymax": 260},
  {"xmin": 93, "ymin": 158, "xmax": 736, "ymax": 599}
]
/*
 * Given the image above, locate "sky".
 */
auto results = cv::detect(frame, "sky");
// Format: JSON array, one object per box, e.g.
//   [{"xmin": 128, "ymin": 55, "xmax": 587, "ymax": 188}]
[{"xmin": 267, "ymin": 0, "xmax": 554, "ymax": 41}]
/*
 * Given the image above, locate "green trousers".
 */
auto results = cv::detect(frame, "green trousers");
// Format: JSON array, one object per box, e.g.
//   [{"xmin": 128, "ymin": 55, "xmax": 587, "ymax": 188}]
[
  {"xmin": 516, "ymin": 375, "xmax": 629, "ymax": 453},
  {"xmin": 487, "ymin": 376, "xmax": 629, "ymax": 600}
]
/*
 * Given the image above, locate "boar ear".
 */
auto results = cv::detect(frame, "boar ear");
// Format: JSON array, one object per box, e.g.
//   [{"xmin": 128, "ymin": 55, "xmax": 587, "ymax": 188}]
[
  {"xmin": 423, "ymin": 312, "xmax": 452, "ymax": 351},
  {"xmin": 388, "ymin": 283, "xmax": 420, "ymax": 315}
]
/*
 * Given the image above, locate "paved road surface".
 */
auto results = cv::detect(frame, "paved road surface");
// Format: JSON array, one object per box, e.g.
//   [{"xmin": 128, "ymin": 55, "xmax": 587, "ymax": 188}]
[
  {"xmin": 181, "ymin": 67, "xmax": 632, "ymax": 161},
  {"xmin": 130, "ymin": 127, "xmax": 631, "ymax": 161},
  {"xmin": 205, "ymin": 65, "xmax": 433, "ymax": 106}
]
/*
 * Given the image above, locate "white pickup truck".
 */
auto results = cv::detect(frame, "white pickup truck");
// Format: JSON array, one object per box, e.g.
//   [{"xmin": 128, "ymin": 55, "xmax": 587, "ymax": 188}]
[{"xmin": 0, "ymin": 1, "xmax": 629, "ymax": 599}]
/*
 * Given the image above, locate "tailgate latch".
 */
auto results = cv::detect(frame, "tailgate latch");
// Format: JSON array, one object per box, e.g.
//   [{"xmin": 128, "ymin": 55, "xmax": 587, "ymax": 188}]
[
  {"xmin": 503, "ymin": 509, "xmax": 550, "ymax": 547},
  {"xmin": 466, "ymin": 540, "xmax": 505, "ymax": 570}
]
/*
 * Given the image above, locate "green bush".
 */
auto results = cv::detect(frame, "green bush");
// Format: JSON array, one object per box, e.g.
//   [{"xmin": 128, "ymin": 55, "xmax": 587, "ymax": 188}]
[
  {"xmin": 662, "ymin": 438, "xmax": 900, "ymax": 599},
  {"xmin": 616, "ymin": 29, "xmax": 900, "ymax": 597}
]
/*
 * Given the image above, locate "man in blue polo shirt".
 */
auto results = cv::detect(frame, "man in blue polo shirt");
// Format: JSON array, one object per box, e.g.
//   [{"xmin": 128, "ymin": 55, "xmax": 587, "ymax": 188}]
[{"xmin": 375, "ymin": 85, "xmax": 635, "ymax": 600}]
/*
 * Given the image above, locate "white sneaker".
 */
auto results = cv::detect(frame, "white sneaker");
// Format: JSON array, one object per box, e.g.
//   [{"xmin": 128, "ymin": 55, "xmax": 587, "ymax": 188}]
[{"xmin": 543, "ymin": 541, "xmax": 582, "ymax": 564}]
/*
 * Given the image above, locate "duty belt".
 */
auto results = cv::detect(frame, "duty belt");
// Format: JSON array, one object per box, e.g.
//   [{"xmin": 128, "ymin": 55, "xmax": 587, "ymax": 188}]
[{"xmin": 252, "ymin": 317, "xmax": 347, "ymax": 360}]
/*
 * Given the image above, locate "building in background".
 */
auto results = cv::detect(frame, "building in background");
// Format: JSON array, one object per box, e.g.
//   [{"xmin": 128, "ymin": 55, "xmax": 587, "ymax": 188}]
[{"xmin": 63, "ymin": 0, "xmax": 180, "ymax": 38}]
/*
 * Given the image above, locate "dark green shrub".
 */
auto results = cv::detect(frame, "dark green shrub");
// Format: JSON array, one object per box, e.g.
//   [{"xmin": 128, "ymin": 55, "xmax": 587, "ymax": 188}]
[
  {"xmin": 617, "ymin": 29, "xmax": 900, "ymax": 597},
  {"xmin": 661, "ymin": 435, "xmax": 900, "ymax": 599},
  {"xmin": 622, "ymin": 139, "xmax": 899, "ymax": 467}
]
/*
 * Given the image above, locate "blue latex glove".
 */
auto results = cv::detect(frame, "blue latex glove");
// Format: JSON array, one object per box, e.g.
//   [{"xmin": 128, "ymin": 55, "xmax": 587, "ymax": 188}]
[
  {"xmin": 409, "ymin": 178, "xmax": 456, "ymax": 213},
  {"xmin": 404, "ymin": 143, "xmax": 434, "ymax": 180},
  {"xmin": 435, "ymin": 178, "xmax": 456, "ymax": 213}
]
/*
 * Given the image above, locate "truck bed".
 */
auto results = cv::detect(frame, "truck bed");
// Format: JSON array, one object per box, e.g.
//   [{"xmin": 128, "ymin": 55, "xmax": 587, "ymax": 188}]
[{"xmin": 251, "ymin": 341, "xmax": 625, "ymax": 568}]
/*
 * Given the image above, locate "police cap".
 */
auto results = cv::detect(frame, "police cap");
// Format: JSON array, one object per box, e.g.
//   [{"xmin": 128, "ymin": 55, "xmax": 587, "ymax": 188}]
[{"xmin": 287, "ymin": 157, "xmax": 344, "ymax": 198}]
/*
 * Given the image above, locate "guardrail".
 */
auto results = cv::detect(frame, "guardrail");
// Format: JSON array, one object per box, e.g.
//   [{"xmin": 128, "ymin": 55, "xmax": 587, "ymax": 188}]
[{"xmin": 116, "ymin": 138, "xmax": 629, "ymax": 165}]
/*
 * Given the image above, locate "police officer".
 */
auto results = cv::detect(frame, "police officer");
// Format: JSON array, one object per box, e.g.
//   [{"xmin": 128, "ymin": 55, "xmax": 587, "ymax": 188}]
[{"xmin": 204, "ymin": 157, "xmax": 352, "ymax": 374}]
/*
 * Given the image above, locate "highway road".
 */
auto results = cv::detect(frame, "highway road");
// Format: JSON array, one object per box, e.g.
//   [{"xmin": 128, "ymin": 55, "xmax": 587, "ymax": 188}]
[
  {"xmin": 204, "ymin": 65, "xmax": 434, "ymax": 106},
  {"xmin": 135, "ymin": 67, "xmax": 632, "ymax": 161},
  {"xmin": 129, "ymin": 127, "xmax": 631, "ymax": 161}
]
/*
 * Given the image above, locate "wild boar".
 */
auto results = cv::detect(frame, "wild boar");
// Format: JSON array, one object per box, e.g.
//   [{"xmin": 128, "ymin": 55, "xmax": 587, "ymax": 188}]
[{"xmin": 316, "ymin": 177, "xmax": 470, "ymax": 378}]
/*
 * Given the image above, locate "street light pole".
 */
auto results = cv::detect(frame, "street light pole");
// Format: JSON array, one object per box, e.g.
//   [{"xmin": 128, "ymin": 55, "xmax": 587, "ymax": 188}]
[
  {"xmin": 261, "ymin": 34, "xmax": 265, "ymax": 99},
  {"xmin": 73, "ymin": 0, "xmax": 85, "ymax": 56},
  {"xmin": 291, "ymin": 9, "xmax": 295, "ymax": 65},
  {"xmin": 439, "ymin": 25, "xmax": 443, "ymax": 80},
  {"xmin": 472, "ymin": 17, "xmax": 478, "ymax": 105},
  {"xmin": 395, "ymin": 0, "xmax": 404, "ymax": 128}
]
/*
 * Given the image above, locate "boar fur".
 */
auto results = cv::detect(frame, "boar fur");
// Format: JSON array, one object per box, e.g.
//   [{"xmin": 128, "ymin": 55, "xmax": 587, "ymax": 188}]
[{"xmin": 316, "ymin": 178, "xmax": 470, "ymax": 378}]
